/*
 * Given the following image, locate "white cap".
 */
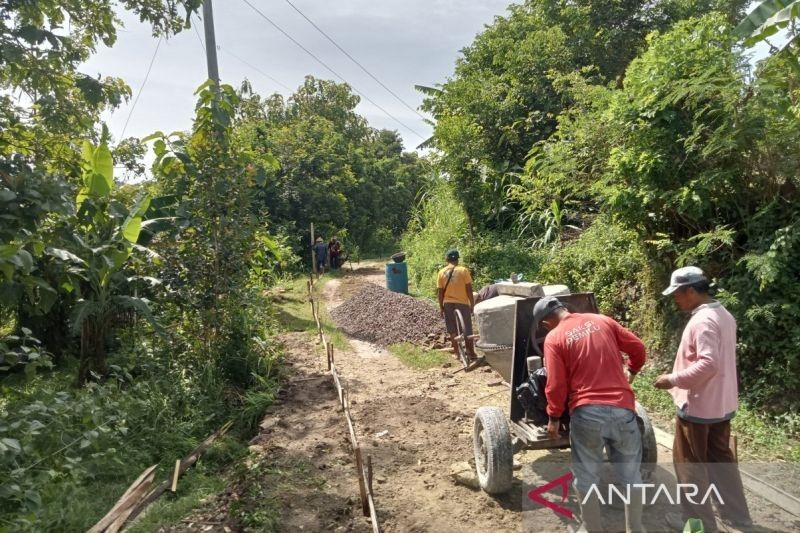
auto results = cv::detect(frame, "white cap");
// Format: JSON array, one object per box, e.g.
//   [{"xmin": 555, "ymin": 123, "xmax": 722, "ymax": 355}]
[{"xmin": 662, "ymin": 266, "xmax": 707, "ymax": 296}]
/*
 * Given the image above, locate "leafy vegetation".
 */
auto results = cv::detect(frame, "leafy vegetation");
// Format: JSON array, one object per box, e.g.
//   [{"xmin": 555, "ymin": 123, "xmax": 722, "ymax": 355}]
[
  {"xmin": 632, "ymin": 367, "xmax": 800, "ymax": 461},
  {"xmin": 3, "ymin": 0, "xmax": 800, "ymax": 529},
  {"xmin": 235, "ymin": 77, "xmax": 430, "ymax": 257},
  {"xmin": 0, "ymin": 0, "xmax": 426, "ymax": 529},
  {"xmin": 735, "ymin": 0, "xmax": 800, "ymax": 71},
  {"xmin": 420, "ymin": 0, "xmax": 749, "ymax": 232},
  {"xmin": 411, "ymin": 2, "xmax": 800, "ymax": 427}
]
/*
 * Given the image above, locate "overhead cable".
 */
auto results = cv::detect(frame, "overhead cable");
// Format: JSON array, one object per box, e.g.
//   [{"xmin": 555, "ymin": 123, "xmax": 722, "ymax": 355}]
[
  {"xmin": 282, "ymin": 0, "xmax": 427, "ymax": 121},
  {"xmin": 193, "ymin": 14, "xmax": 292, "ymax": 93},
  {"xmin": 239, "ymin": 0, "xmax": 425, "ymax": 139},
  {"xmin": 223, "ymin": 48, "xmax": 294, "ymax": 92},
  {"xmin": 192, "ymin": 15, "xmax": 206, "ymax": 53},
  {"xmin": 120, "ymin": 36, "xmax": 162, "ymax": 139}
]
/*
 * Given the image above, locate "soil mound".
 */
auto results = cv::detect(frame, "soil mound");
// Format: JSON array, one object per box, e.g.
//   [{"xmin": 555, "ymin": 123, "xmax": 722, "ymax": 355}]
[{"xmin": 330, "ymin": 283, "xmax": 446, "ymax": 346}]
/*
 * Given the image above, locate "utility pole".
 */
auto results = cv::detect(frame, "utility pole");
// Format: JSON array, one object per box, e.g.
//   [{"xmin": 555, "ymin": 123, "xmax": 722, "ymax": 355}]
[{"xmin": 202, "ymin": 0, "xmax": 220, "ymax": 83}]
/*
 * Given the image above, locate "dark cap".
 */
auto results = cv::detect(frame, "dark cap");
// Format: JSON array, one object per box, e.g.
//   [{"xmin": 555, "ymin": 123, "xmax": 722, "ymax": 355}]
[
  {"xmin": 445, "ymin": 249, "xmax": 459, "ymax": 261},
  {"xmin": 533, "ymin": 296, "xmax": 565, "ymax": 324}
]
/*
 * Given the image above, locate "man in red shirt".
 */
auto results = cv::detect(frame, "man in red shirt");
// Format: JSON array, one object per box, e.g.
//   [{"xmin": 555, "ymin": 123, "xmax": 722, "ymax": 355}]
[{"xmin": 535, "ymin": 296, "xmax": 647, "ymax": 533}]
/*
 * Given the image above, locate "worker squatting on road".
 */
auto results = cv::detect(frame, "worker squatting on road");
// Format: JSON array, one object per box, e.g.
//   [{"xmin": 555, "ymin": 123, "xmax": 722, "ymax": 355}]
[
  {"xmin": 437, "ymin": 249, "xmax": 478, "ymax": 361},
  {"xmin": 655, "ymin": 266, "xmax": 752, "ymax": 533},
  {"xmin": 534, "ymin": 296, "xmax": 647, "ymax": 533}
]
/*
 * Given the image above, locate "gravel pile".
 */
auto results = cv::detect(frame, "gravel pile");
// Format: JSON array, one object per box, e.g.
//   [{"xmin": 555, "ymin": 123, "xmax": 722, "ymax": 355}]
[{"xmin": 331, "ymin": 283, "xmax": 447, "ymax": 347}]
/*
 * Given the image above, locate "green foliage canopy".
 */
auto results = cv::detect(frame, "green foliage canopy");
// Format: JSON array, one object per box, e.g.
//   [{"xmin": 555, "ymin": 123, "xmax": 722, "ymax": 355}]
[
  {"xmin": 421, "ymin": 0, "xmax": 748, "ymax": 231},
  {"xmin": 236, "ymin": 76, "xmax": 429, "ymax": 255}
]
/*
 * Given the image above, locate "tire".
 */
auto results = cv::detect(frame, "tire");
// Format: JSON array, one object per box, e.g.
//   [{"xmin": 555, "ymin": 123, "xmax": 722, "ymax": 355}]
[
  {"xmin": 473, "ymin": 406, "xmax": 514, "ymax": 494},
  {"xmin": 454, "ymin": 309, "xmax": 470, "ymax": 368},
  {"xmin": 635, "ymin": 401, "xmax": 658, "ymax": 481}
]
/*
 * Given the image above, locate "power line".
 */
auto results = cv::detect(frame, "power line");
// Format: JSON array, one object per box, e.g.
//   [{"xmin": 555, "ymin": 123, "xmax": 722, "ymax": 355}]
[
  {"xmin": 192, "ymin": 15, "xmax": 206, "ymax": 53},
  {"xmin": 120, "ymin": 36, "xmax": 162, "ymax": 140},
  {"xmin": 192, "ymin": 14, "xmax": 291, "ymax": 93},
  {"xmin": 282, "ymin": 0, "xmax": 426, "ymax": 121},
  {"xmin": 223, "ymin": 48, "xmax": 294, "ymax": 92},
  {"xmin": 239, "ymin": 0, "xmax": 425, "ymax": 140}
]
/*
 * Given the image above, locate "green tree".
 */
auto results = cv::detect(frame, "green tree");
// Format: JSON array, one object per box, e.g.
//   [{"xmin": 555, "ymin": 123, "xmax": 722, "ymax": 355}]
[
  {"xmin": 68, "ymin": 137, "xmax": 161, "ymax": 384},
  {"xmin": 516, "ymin": 14, "xmax": 800, "ymax": 408},
  {"xmin": 236, "ymin": 76, "xmax": 427, "ymax": 255},
  {"xmin": 735, "ymin": 0, "xmax": 800, "ymax": 70},
  {"xmin": 1, "ymin": 0, "xmax": 202, "ymax": 359},
  {"xmin": 422, "ymin": 0, "xmax": 748, "ymax": 231},
  {"xmin": 149, "ymin": 81, "xmax": 278, "ymax": 370}
]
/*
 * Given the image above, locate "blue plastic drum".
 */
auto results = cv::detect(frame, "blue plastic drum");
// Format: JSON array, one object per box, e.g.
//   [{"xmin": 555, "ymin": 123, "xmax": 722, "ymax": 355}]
[{"xmin": 385, "ymin": 262, "xmax": 408, "ymax": 294}]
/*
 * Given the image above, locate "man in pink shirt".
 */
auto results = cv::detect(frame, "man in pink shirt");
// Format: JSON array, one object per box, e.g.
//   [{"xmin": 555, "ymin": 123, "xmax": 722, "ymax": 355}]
[{"xmin": 655, "ymin": 266, "xmax": 752, "ymax": 532}]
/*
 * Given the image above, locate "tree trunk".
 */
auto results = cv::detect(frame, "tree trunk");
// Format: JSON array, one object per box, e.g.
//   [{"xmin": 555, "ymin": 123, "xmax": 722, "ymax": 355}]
[{"xmin": 78, "ymin": 318, "xmax": 108, "ymax": 385}]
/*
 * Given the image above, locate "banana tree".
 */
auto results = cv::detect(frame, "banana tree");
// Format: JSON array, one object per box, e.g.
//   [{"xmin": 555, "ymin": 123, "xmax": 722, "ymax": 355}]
[
  {"xmin": 68, "ymin": 139, "xmax": 164, "ymax": 384},
  {"xmin": 735, "ymin": 0, "xmax": 800, "ymax": 70}
]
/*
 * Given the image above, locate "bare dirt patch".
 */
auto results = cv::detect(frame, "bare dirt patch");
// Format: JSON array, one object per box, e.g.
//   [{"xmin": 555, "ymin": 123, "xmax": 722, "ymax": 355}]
[{"xmin": 164, "ymin": 332, "xmax": 373, "ymax": 533}]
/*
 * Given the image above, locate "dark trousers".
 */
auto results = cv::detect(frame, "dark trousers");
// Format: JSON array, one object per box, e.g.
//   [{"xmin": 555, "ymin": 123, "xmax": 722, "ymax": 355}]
[{"xmin": 673, "ymin": 417, "xmax": 751, "ymax": 530}]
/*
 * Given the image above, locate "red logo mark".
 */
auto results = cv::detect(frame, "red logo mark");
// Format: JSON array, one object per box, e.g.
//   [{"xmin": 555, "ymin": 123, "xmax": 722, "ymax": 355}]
[{"xmin": 527, "ymin": 472, "xmax": 574, "ymax": 519}]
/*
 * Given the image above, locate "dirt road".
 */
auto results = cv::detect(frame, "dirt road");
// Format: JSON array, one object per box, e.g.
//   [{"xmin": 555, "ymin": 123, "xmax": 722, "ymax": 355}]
[
  {"xmin": 176, "ymin": 265, "xmax": 798, "ymax": 532},
  {"xmin": 312, "ymin": 265, "xmax": 798, "ymax": 532}
]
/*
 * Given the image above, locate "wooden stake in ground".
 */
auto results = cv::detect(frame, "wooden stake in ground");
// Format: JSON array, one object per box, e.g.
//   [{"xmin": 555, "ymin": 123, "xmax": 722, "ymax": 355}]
[
  {"xmin": 355, "ymin": 447, "xmax": 370, "ymax": 516},
  {"xmin": 310, "ymin": 222, "xmax": 316, "ymax": 275},
  {"xmin": 366, "ymin": 454, "xmax": 374, "ymax": 493},
  {"xmin": 171, "ymin": 459, "xmax": 181, "ymax": 492}
]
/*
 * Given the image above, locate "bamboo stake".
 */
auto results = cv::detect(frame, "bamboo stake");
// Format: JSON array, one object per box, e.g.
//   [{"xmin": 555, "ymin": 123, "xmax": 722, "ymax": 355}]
[
  {"xmin": 331, "ymin": 366, "xmax": 344, "ymax": 408},
  {"xmin": 355, "ymin": 447, "xmax": 369, "ymax": 516},
  {"xmin": 88, "ymin": 465, "xmax": 158, "ymax": 533},
  {"xmin": 310, "ymin": 222, "xmax": 316, "ymax": 275},
  {"xmin": 171, "ymin": 459, "xmax": 181, "ymax": 492},
  {"xmin": 366, "ymin": 455, "xmax": 373, "ymax": 493},
  {"xmin": 124, "ymin": 421, "xmax": 233, "ymax": 525}
]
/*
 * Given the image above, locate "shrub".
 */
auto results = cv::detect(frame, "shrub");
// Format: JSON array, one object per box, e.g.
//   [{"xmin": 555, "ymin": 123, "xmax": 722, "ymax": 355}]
[
  {"xmin": 462, "ymin": 236, "xmax": 545, "ymax": 290},
  {"xmin": 536, "ymin": 217, "xmax": 680, "ymax": 357},
  {"xmin": 402, "ymin": 182, "xmax": 470, "ymax": 296}
]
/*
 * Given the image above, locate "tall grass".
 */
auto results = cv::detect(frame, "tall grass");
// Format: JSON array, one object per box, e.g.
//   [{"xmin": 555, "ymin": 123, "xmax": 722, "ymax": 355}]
[{"xmin": 402, "ymin": 182, "xmax": 470, "ymax": 297}]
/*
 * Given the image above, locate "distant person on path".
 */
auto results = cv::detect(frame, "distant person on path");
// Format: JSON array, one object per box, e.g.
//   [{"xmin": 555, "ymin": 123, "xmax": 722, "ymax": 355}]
[
  {"xmin": 535, "ymin": 296, "xmax": 647, "ymax": 533},
  {"xmin": 328, "ymin": 236, "xmax": 341, "ymax": 269},
  {"xmin": 313, "ymin": 237, "xmax": 327, "ymax": 278},
  {"xmin": 655, "ymin": 266, "xmax": 752, "ymax": 532},
  {"xmin": 437, "ymin": 249, "xmax": 477, "ymax": 361}
]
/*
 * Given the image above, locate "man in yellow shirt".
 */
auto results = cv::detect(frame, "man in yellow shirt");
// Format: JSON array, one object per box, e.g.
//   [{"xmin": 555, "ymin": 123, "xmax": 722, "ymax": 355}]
[{"xmin": 437, "ymin": 249, "xmax": 476, "ymax": 360}]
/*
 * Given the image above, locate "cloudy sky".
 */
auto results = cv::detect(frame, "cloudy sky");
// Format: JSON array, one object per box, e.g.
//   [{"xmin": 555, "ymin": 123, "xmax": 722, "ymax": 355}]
[{"xmin": 82, "ymin": 0, "xmax": 514, "ymax": 152}]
